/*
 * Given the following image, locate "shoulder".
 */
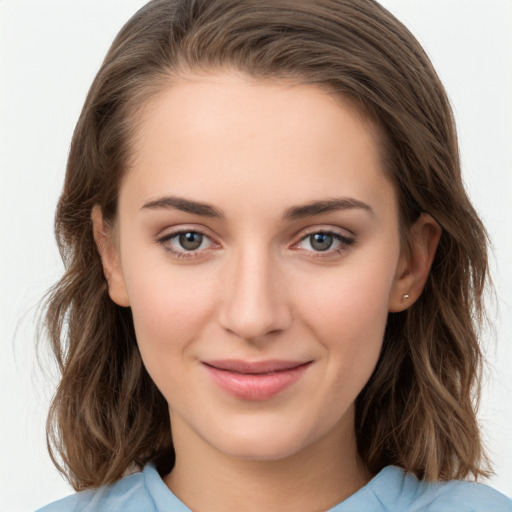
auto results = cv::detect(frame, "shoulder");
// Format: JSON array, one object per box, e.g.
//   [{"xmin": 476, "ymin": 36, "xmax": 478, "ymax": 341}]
[
  {"xmin": 35, "ymin": 467, "xmax": 156, "ymax": 512},
  {"xmin": 366, "ymin": 466, "xmax": 512, "ymax": 512}
]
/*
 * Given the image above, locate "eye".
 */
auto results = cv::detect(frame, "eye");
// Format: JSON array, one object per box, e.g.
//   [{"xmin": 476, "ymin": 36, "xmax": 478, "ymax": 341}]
[
  {"xmin": 177, "ymin": 232, "xmax": 205, "ymax": 251},
  {"xmin": 157, "ymin": 229, "xmax": 216, "ymax": 258},
  {"xmin": 295, "ymin": 230, "xmax": 355, "ymax": 255},
  {"xmin": 307, "ymin": 233, "xmax": 335, "ymax": 251}
]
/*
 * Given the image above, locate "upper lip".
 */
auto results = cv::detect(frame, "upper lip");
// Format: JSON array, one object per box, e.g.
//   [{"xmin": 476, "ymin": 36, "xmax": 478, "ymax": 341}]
[{"xmin": 202, "ymin": 359, "xmax": 311, "ymax": 374}]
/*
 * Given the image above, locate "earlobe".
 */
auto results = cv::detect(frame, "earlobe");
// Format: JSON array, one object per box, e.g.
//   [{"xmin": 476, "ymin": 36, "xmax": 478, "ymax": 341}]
[
  {"xmin": 389, "ymin": 213, "xmax": 441, "ymax": 312},
  {"xmin": 91, "ymin": 205, "xmax": 130, "ymax": 307}
]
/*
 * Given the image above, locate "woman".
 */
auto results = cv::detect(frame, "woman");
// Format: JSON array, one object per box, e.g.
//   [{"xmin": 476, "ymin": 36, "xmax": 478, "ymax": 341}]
[{"xmin": 37, "ymin": 0, "xmax": 512, "ymax": 510}]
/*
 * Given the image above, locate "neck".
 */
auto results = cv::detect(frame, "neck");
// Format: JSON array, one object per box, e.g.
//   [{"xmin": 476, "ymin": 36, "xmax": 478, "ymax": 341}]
[{"xmin": 164, "ymin": 410, "xmax": 370, "ymax": 512}]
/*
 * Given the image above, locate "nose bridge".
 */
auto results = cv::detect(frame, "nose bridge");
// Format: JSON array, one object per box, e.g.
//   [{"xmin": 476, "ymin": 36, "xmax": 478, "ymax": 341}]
[{"xmin": 219, "ymin": 241, "xmax": 290, "ymax": 341}]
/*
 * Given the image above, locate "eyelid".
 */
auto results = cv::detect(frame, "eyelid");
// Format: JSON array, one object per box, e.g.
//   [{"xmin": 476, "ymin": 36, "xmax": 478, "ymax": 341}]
[
  {"xmin": 156, "ymin": 223, "xmax": 219, "ymax": 242},
  {"xmin": 294, "ymin": 225, "xmax": 355, "ymax": 243}
]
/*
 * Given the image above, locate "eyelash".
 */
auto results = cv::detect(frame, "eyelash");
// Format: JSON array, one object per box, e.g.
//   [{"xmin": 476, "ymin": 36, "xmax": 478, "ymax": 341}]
[{"xmin": 157, "ymin": 228, "xmax": 355, "ymax": 260}]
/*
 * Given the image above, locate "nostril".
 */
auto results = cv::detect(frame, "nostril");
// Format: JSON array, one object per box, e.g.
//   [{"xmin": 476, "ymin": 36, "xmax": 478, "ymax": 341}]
[{"xmin": 218, "ymin": 299, "xmax": 292, "ymax": 342}]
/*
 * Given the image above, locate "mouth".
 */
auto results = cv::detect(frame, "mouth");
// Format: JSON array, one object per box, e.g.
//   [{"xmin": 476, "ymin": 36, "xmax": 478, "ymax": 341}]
[{"xmin": 202, "ymin": 359, "xmax": 313, "ymax": 401}]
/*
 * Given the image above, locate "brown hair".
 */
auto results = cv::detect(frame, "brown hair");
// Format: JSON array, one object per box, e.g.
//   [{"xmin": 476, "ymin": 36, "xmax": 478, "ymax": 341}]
[{"xmin": 44, "ymin": 0, "xmax": 491, "ymax": 490}]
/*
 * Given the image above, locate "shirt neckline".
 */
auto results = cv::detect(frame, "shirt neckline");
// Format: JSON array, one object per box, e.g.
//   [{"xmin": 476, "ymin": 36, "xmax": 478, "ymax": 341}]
[{"xmin": 142, "ymin": 463, "xmax": 405, "ymax": 512}]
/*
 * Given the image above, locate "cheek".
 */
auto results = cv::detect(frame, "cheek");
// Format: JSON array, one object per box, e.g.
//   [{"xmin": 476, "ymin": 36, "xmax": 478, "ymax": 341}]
[
  {"xmin": 299, "ymin": 259, "xmax": 395, "ymax": 343},
  {"xmin": 295, "ymin": 253, "xmax": 397, "ymax": 386},
  {"xmin": 124, "ymin": 265, "xmax": 222, "ymax": 410},
  {"xmin": 123, "ymin": 259, "xmax": 218, "ymax": 359}
]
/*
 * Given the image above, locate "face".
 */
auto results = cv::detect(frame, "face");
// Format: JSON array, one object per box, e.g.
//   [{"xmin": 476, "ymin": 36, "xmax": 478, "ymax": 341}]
[{"xmin": 100, "ymin": 72, "xmax": 415, "ymax": 463}]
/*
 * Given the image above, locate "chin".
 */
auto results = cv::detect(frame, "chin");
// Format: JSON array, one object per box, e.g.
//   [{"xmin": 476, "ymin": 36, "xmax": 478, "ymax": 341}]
[
  {"xmin": 222, "ymin": 440, "xmax": 306, "ymax": 462},
  {"xmin": 205, "ymin": 420, "xmax": 319, "ymax": 462}
]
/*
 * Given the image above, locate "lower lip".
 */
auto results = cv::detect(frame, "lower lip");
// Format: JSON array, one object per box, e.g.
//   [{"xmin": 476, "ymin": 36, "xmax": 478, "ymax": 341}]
[{"xmin": 203, "ymin": 363, "xmax": 312, "ymax": 401}]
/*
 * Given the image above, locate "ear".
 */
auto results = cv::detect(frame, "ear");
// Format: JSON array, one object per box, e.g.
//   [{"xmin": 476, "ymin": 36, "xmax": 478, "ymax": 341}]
[
  {"xmin": 389, "ymin": 213, "xmax": 441, "ymax": 312},
  {"xmin": 91, "ymin": 205, "xmax": 130, "ymax": 307}
]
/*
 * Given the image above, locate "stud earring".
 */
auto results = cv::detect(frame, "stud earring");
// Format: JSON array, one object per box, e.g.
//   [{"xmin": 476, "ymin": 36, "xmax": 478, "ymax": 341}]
[{"xmin": 401, "ymin": 293, "xmax": 410, "ymax": 303}]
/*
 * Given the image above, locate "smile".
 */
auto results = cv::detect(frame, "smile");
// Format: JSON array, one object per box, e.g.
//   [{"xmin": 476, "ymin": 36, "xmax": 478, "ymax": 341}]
[{"xmin": 202, "ymin": 360, "xmax": 313, "ymax": 401}]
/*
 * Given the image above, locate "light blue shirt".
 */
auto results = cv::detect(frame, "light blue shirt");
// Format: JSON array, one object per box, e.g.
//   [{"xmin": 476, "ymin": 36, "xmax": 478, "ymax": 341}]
[{"xmin": 37, "ymin": 463, "xmax": 512, "ymax": 512}]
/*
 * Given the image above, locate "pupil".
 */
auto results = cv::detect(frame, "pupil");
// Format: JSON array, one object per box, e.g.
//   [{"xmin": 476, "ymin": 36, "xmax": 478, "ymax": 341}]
[
  {"xmin": 311, "ymin": 233, "xmax": 333, "ymax": 251},
  {"xmin": 179, "ymin": 232, "xmax": 203, "ymax": 250}
]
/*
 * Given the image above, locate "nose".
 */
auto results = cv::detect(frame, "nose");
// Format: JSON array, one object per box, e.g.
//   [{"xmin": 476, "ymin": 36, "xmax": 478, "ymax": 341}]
[{"xmin": 218, "ymin": 247, "xmax": 292, "ymax": 343}]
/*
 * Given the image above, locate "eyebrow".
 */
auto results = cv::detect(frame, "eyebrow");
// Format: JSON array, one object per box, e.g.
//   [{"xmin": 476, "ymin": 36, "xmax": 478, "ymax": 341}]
[
  {"xmin": 140, "ymin": 195, "xmax": 373, "ymax": 220},
  {"xmin": 141, "ymin": 196, "xmax": 224, "ymax": 218},
  {"xmin": 282, "ymin": 197, "xmax": 374, "ymax": 220}
]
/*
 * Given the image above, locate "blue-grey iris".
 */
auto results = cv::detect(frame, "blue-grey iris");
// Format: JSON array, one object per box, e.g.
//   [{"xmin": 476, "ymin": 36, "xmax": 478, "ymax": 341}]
[
  {"xmin": 310, "ymin": 233, "xmax": 333, "ymax": 251},
  {"xmin": 179, "ymin": 232, "xmax": 203, "ymax": 250}
]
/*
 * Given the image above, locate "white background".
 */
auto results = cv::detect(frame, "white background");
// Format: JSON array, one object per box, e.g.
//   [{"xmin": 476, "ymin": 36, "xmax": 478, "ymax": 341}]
[{"xmin": 1, "ymin": 1, "xmax": 511, "ymax": 510}]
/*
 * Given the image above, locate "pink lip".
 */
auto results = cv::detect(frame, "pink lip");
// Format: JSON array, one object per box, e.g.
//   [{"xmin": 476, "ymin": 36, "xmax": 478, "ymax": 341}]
[{"xmin": 202, "ymin": 359, "xmax": 312, "ymax": 401}]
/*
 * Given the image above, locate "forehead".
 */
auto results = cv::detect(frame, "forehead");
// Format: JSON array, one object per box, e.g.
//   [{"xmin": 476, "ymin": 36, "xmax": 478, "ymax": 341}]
[{"xmin": 121, "ymin": 72, "xmax": 395, "ymax": 219}]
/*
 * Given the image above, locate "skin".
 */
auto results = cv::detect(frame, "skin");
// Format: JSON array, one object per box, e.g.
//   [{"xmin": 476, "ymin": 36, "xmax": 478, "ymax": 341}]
[{"xmin": 93, "ymin": 72, "xmax": 440, "ymax": 512}]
